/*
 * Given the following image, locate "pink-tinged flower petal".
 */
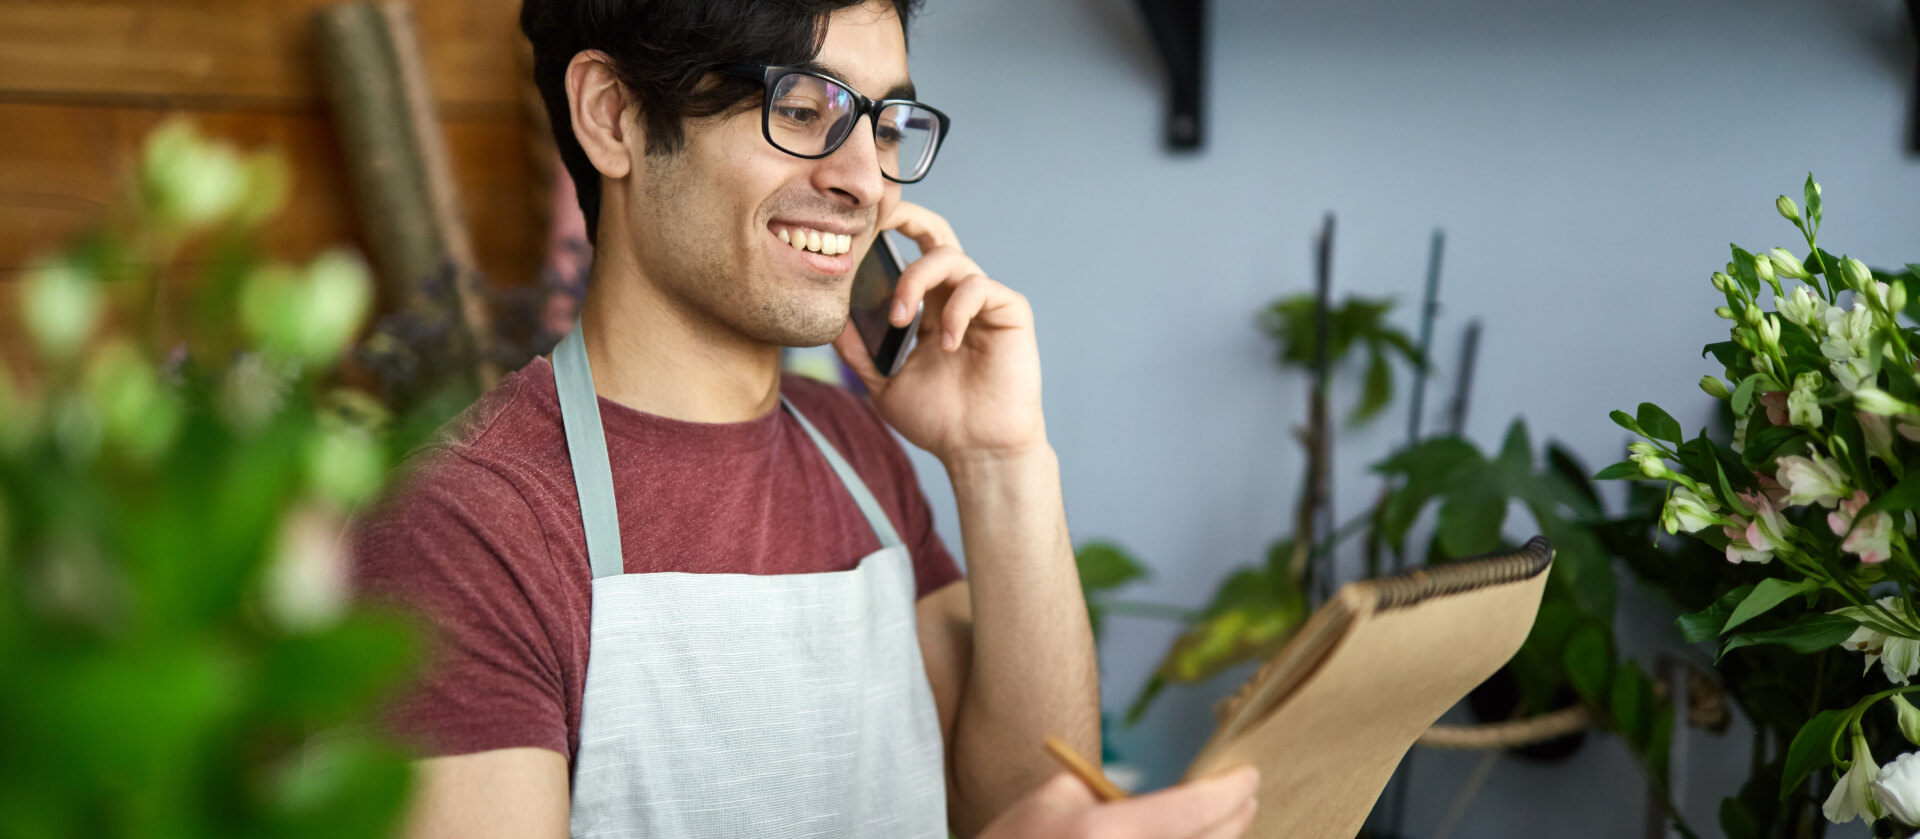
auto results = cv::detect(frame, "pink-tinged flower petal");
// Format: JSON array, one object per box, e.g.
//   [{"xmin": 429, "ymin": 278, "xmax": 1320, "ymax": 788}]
[{"xmin": 1759, "ymin": 391, "xmax": 1790, "ymax": 426}]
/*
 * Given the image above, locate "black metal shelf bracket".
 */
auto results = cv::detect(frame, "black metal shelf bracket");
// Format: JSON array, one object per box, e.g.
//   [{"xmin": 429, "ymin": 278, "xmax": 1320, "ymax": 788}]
[{"xmin": 1134, "ymin": 0, "xmax": 1206, "ymax": 151}]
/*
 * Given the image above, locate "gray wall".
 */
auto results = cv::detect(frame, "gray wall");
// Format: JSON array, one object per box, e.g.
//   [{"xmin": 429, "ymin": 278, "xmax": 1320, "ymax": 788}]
[{"xmin": 895, "ymin": 1, "xmax": 1916, "ymax": 836}]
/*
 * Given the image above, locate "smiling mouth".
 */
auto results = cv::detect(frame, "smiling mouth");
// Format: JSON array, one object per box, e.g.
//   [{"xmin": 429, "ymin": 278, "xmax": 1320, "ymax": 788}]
[{"xmin": 772, "ymin": 223, "xmax": 854, "ymax": 256}]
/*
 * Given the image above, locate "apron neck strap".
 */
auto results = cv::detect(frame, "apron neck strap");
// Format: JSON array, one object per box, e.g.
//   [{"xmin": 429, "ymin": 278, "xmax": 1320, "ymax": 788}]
[
  {"xmin": 554, "ymin": 321, "xmax": 627, "ymax": 579},
  {"xmin": 553, "ymin": 321, "xmax": 905, "ymax": 580},
  {"xmin": 780, "ymin": 395, "xmax": 904, "ymax": 549}
]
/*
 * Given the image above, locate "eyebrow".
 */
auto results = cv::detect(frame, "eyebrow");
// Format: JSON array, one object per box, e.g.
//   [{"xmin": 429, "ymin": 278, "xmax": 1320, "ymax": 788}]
[{"xmin": 803, "ymin": 60, "xmax": 916, "ymax": 101}]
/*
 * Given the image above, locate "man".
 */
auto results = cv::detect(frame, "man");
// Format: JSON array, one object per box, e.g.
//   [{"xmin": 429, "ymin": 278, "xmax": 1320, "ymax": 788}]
[{"xmin": 349, "ymin": 1, "xmax": 1261, "ymax": 836}]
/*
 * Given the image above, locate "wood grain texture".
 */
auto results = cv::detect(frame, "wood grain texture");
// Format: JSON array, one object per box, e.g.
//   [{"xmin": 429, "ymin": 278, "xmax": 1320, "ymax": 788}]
[
  {"xmin": 0, "ymin": 102, "xmax": 540, "ymax": 366},
  {"xmin": 0, "ymin": 0, "xmax": 525, "ymax": 113}
]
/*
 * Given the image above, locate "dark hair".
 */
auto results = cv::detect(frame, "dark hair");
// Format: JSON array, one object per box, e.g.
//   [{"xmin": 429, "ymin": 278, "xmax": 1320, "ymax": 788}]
[{"xmin": 521, "ymin": 0, "xmax": 923, "ymax": 245}]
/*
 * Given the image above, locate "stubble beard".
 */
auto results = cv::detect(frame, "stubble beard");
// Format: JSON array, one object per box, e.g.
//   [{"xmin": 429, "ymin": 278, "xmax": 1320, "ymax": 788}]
[{"xmin": 640, "ymin": 155, "xmax": 851, "ymax": 350}]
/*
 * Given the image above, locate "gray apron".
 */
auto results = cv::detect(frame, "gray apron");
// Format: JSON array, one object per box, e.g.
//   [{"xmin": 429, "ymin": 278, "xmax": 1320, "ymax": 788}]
[{"xmin": 552, "ymin": 323, "xmax": 948, "ymax": 838}]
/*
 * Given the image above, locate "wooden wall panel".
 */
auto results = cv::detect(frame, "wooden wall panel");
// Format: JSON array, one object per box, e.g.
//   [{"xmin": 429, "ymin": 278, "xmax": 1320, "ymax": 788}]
[
  {"xmin": 0, "ymin": 0, "xmax": 547, "ymax": 372},
  {"xmin": 0, "ymin": 0, "xmax": 527, "ymax": 113}
]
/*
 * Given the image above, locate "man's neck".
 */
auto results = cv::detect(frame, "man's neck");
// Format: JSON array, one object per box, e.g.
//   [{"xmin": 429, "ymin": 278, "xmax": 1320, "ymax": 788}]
[{"xmin": 575, "ymin": 253, "xmax": 785, "ymax": 425}]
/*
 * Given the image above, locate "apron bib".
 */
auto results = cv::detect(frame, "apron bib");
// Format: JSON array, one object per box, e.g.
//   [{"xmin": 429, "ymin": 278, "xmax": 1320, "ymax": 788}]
[{"xmin": 552, "ymin": 323, "xmax": 948, "ymax": 838}]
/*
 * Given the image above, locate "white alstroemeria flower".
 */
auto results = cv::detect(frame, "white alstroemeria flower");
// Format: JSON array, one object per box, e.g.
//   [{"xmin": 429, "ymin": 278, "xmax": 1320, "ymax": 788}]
[
  {"xmin": 1833, "ymin": 357, "xmax": 1879, "ymax": 393},
  {"xmin": 1722, "ymin": 515, "xmax": 1772, "ymax": 565},
  {"xmin": 1861, "ymin": 411, "xmax": 1899, "ymax": 463},
  {"xmin": 1826, "ymin": 731, "xmax": 1881, "ymax": 824},
  {"xmin": 1823, "ymin": 303, "xmax": 1875, "ymax": 362},
  {"xmin": 1877, "ymin": 752, "xmax": 1920, "ymax": 826},
  {"xmin": 1780, "ymin": 285, "xmax": 1824, "ymax": 330},
  {"xmin": 1776, "ymin": 451, "xmax": 1851, "ymax": 508},
  {"xmin": 1661, "ymin": 487, "xmax": 1721, "ymax": 534},
  {"xmin": 1833, "ymin": 597, "xmax": 1920, "ymax": 684},
  {"xmin": 1790, "ymin": 373, "xmax": 1824, "ymax": 429},
  {"xmin": 1830, "ymin": 490, "xmax": 1895, "ymax": 565},
  {"xmin": 1771, "ymin": 248, "xmax": 1812, "ymax": 281}
]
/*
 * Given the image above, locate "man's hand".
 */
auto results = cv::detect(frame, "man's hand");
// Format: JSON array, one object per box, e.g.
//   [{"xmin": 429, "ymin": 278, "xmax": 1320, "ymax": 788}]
[
  {"xmin": 977, "ymin": 768, "xmax": 1262, "ymax": 839},
  {"xmin": 833, "ymin": 201, "xmax": 1044, "ymax": 466}
]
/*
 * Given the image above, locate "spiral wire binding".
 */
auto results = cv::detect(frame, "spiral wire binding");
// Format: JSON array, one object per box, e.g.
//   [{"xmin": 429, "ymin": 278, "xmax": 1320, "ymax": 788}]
[
  {"xmin": 1212, "ymin": 536, "xmax": 1554, "ymax": 730},
  {"xmin": 1372, "ymin": 536, "xmax": 1554, "ymax": 612}
]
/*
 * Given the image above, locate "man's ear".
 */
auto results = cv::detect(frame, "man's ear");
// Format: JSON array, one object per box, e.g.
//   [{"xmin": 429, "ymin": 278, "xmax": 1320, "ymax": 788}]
[{"xmin": 566, "ymin": 50, "xmax": 636, "ymax": 180}]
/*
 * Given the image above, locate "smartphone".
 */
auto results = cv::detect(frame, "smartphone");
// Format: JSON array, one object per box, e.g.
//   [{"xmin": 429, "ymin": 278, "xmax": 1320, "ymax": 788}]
[{"xmin": 849, "ymin": 231, "xmax": 921, "ymax": 377}]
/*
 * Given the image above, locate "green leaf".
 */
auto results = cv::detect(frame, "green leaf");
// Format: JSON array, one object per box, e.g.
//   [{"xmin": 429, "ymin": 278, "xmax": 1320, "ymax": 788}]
[
  {"xmin": 1721, "ymin": 578, "xmax": 1819, "ymax": 634},
  {"xmin": 1348, "ymin": 343, "xmax": 1393, "ymax": 427},
  {"xmin": 1563, "ymin": 623, "xmax": 1614, "ymax": 708},
  {"xmin": 1610, "ymin": 410, "xmax": 1646, "ymax": 437},
  {"xmin": 1742, "ymin": 425, "xmax": 1810, "ymax": 469},
  {"xmin": 1437, "ymin": 486, "xmax": 1506, "ymax": 557},
  {"xmin": 1781, "ymin": 709, "xmax": 1848, "ymax": 801},
  {"xmin": 1637, "ymin": 403, "xmax": 1683, "ymax": 445},
  {"xmin": 1716, "ymin": 459, "xmax": 1755, "ymax": 518},
  {"xmin": 1719, "ymin": 797, "xmax": 1761, "ymax": 839},
  {"xmin": 1594, "ymin": 461, "xmax": 1644, "ymax": 481},
  {"xmin": 1610, "ymin": 661, "xmax": 1650, "ymax": 744},
  {"xmin": 1731, "ymin": 374, "xmax": 1761, "ymax": 417},
  {"xmin": 1720, "ymin": 613, "xmax": 1859, "ymax": 661},
  {"xmin": 1076, "ymin": 542, "xmax": 1148, "ymax": 592},
  {"xmin": 1678, "ymin": 585, "xmax": 1754, "ymax": 643},
  {"xmin": 1703, "ymin": 340, "xmax": 1744, "ymax": 370}
]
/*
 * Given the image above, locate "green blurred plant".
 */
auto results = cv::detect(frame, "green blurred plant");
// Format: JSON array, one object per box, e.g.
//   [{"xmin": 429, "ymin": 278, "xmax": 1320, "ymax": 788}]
[
  {"xmin": 1258, "ymin": 294, "xmax": 1423, "ymax": 426},
  {"xmin": 0, "ymin": 119, "xmax": 420, "ymax": 838}
]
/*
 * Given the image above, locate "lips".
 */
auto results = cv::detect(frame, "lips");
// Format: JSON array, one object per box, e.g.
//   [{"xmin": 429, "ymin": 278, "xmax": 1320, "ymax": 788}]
[{"xmin": 768, "ymin": 224, "xmax": 856, "ymax": 274}]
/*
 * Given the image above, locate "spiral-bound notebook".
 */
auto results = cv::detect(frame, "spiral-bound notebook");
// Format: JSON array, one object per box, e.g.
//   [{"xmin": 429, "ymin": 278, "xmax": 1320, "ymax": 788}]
[{"xmin": 1182, "ymin": 537, "xmax": 1554, "ymax": 839}]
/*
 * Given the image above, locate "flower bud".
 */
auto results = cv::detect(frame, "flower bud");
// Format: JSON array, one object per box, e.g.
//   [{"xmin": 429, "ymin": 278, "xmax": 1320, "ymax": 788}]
[
  {"xmin": 1855, "ymin": 387, "xmax": 1918, "ymax": 417},
  {"xmin": 1789, "ymin": 372, "xmax": 1823, "ymax": 429},
  {"xmin": 1661, "ymin": 486, "xmax": 1721, "ymax": 535},
  {"xmin": 1715, "ymin": 306, "xmax": 1736, "ymax": 320},
  {"xmin": 1777, "ymin": 195, "xmax": 1801, "ymax": 224},
  {"xmin": 1700, "ymin": 375, "xmax": 1731, "ymax": 400},
  {"xmin": 1743, "ymin": 303, "xmax": 1764, "ymax": 326},
  {"xmin": 1770, "ymin": 248, "xmax": 1811, "ymax": 280},
  {"xmin": 1843, "ymin": 258, "xmax": 1873, "ymax": 293},
  {"xmin": 22, "ymin": 256, "xmax": 101, "ymax": 360},
  {"xmin": 1711, "ymin": 272, "xmax": 1732, "ymax": 293},
  {"xmin": 1892, "ymin": 282, "xmax": 1910, "ymax": 314},
  {"xmin": 1759, "ymin": 315, "xmax": 1783, "ymax": 354},
  {"xmin": 1754, "ymin": 254, "xmax": 1777, "ymax": 287},
  {"xmin": 1895, "ymin": 694, "xmax": 1920, "ymax": 747}
]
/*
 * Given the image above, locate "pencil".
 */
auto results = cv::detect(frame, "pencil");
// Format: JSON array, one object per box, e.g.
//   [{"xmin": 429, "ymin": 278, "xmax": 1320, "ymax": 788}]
[{"xmin": 1043, "ymin": 735, "xmax": 1128, "ymax": 801}]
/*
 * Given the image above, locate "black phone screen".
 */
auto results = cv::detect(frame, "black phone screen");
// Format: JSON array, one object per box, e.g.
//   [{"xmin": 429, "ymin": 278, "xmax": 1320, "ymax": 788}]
[{"xmin": 849, "ymin": 234, "xmax": 913, "ymax": 374}]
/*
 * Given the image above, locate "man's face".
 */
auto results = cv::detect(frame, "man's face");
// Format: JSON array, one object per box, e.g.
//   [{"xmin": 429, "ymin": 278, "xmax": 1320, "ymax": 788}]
[{"xmin": 618, "ymin": 0, "xmax": 910, "ymax": 349}]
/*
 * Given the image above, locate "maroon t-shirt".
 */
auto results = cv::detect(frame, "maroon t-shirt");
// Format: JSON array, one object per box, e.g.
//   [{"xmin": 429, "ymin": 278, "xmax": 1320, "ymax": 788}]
[{"xmin": 347, "ymin": 357, "xmax": 963, "ymax": 764}]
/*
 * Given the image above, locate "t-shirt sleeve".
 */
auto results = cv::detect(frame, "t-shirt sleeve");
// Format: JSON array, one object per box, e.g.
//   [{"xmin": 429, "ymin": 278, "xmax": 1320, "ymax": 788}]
[{"xmin": 346, "ymin": 452, "xmax": 573, "ymax": 760}]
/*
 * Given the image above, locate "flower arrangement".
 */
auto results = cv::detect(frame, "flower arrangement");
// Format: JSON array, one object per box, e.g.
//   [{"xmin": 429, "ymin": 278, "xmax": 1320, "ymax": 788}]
[{"xmin": 1607, "ymin": 176, "xmax": 1920, "ymax": 833}]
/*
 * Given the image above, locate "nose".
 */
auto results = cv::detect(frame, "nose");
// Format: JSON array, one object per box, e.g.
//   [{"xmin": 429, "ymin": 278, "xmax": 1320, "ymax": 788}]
[{"xmin": 811, "ymin": 114, "xmax": 886, "ymax": 209}]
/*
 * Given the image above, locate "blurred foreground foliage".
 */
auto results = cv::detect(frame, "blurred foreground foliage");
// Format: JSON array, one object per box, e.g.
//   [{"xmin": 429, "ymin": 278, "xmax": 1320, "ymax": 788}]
[{"xmin": 0, "ymin": 119, "xmax": 421, "ymax": 837}]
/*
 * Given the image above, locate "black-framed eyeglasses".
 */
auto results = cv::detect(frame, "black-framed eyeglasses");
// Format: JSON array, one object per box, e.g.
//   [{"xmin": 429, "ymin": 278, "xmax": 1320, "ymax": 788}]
[{"xmin": 714, "ymin": 62, "xmax": 951, "ymax": 184}]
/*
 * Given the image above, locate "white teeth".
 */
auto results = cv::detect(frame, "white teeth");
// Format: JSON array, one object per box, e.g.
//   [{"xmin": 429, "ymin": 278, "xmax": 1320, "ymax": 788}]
[{"xmin": 777, "ymin": 226, "xmax": 852, "ymax": 255}]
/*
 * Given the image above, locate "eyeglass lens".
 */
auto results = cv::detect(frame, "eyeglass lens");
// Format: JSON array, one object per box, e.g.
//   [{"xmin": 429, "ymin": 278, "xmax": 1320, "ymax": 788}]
[{"xmin": 769, "ymin": 73, "xmax": 940, "ymax": 181}]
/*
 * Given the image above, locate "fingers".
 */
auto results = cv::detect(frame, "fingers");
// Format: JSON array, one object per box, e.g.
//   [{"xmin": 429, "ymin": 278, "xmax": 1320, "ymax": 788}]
[
  {"xmin": 937, "ymin": 274, "xmax": 995, "ymax": 351},
  {"xmin": 887, "ymin": 244, "xmax": 971, "ymax": 326},
  {"xmin": 881, "ymin": 200, "xmax": 961, "ymax": 253},
  {"xmin": 1089, "ymin": 766, "xmax": 1260, "ymax": 839}
]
